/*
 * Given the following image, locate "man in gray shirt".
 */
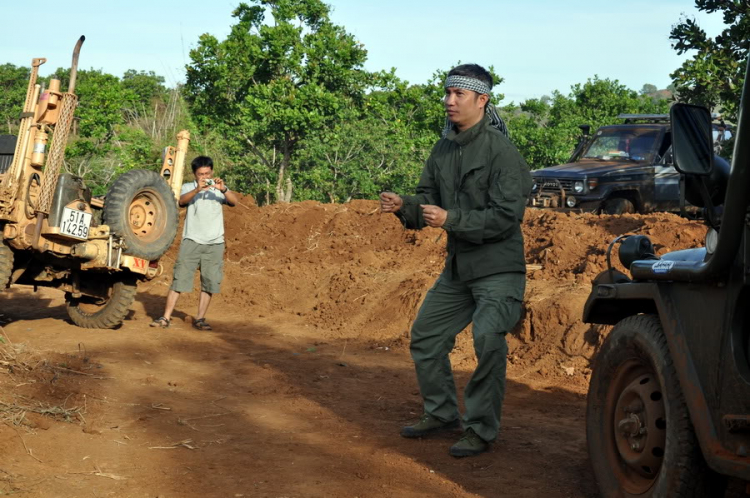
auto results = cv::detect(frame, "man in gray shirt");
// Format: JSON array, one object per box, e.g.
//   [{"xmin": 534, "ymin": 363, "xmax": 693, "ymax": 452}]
[{"xmin": 151, "ymin": 156, "xmax": 238, "ymax": 330}]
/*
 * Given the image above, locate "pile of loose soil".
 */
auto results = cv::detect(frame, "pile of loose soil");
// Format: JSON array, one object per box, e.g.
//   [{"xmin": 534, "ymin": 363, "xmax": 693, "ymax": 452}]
[
  {"xmin": 160, "ymin": 199, "xmax": 706, "ymax": 386},
  {"xmin": 523, "ymin": 209, "xmax": 707, "ymax": 283},
  {"xmin": 516, "ymin": 209, "xmax": 705, "ymax": 383}
]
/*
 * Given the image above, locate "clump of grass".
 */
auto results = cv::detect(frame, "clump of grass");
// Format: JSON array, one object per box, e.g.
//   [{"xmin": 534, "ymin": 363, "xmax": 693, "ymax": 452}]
[
  {"xmin": 0, "ymin": 331, "xmax": 89, "ymax": 427},
  {"xmin": 0, "ymin": 398, "xmax": 84, "ymax": 425}
]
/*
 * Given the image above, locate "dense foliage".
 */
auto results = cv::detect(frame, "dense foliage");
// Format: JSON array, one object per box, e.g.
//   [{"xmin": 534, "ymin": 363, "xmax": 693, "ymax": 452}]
[
  {"xmin": 0, "ymin": 64, "xmax": 29, "ymax": 134},
  {"xmin": 504, "ymin": 77, "xmax": 671, "ymax": 168},
  {"xmin": 185, "ymin": 0, "xmax": 371, "ymax": 202},
  {"xmin": 9, "ymin": 0, "xmax": 739, "ymax": 202},
  {"xmin": 670, "ymin": 0, "xmax": 749, "ymax": 123}
]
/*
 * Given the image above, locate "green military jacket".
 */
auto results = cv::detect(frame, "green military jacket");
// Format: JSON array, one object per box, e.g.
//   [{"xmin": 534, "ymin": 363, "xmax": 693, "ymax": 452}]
[{"xmin": 398, "ymin": 116, "xmax": 532, "ymax": 281}]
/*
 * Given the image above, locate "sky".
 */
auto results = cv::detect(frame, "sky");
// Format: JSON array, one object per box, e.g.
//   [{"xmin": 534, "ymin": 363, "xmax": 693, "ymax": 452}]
[{"xmin": 0, "ymin": 0, "xmax": 728, "ymax": 104}]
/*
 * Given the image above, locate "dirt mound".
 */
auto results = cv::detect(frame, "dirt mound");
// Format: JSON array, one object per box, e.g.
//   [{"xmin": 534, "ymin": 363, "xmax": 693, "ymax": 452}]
[
  {"xmin": 513, "ymin": 209, "xmax": 705, "ymax": 383},
  {"xmin": 523, "ymin": 209, "xmax": 706, "ymax": 283},
  {"xmin": 231, "ymin": 201, "xmax": 443, "ymax": 339},
  {"xmin": 162, "ymin": 198, "xmax": 446, "ymax": 342},
  {"xmin": 161, "ymin": 199, "xmax": 706, "ymax": 384}
]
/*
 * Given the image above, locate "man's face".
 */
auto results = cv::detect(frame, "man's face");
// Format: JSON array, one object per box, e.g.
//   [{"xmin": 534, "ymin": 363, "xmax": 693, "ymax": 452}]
[
  {"xmin": 194, "ymin": 166, "xmax": 213, "ymax": 181},
  {"xmin": 444, "ymin": 87, "xmax": 488, "ymax": 131}
]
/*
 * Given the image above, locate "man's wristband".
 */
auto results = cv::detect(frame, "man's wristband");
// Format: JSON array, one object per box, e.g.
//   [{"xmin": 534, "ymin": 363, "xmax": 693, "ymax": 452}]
[{"xmin": 221, "ymin": 187, "xmax": 228, "ymax": 194}]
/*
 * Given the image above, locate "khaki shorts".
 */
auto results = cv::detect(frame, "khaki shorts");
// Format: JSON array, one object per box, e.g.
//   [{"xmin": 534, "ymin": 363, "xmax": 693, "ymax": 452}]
[{"xmin": 170, "ymin": 239, "xmax": 225, "ymax": 294}]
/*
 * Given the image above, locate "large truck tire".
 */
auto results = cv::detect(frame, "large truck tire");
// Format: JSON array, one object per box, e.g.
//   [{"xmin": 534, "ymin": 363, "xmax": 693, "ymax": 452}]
[
  {"xmin": 0, "ymin": 242, "xmax": 12, "ymax": 290},
  {"xmin": 66, "ymin": 276, "xmax": 138, "ymax": 329},
  {"xmin": 603, "ymin": 197, "xmax": 635, "ymax": 215},
  {"xmin": 586, "ymin": 314, "xmax": 720, "ymax": 497},
  {"xmin": 104, "ymin": 169, "xmax": 178, "ymax": 261}
]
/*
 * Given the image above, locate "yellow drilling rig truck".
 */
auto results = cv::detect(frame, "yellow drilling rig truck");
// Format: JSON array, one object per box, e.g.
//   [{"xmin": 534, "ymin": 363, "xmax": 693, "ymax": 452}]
[{"xmin": 0, "ymin": 37, "xmax": 189, "ymax": 329}]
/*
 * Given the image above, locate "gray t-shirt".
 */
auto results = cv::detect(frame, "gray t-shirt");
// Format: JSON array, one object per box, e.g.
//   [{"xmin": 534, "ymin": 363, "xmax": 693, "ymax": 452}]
[{"xmin": 180, "ymin": 181, "xmax": 227, "ymax": 245}]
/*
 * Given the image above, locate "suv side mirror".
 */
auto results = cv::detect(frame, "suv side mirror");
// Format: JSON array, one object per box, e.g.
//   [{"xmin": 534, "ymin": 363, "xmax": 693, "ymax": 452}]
[{"xmin": 670, "ymin": 103, "xmax": 713, "ymax": 176}]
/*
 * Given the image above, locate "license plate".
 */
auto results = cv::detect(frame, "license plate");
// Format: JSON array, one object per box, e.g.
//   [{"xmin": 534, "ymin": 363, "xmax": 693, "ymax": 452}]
[{"xmin": 60, "ymin": 207, "xmax": 92, "ymax": 240}]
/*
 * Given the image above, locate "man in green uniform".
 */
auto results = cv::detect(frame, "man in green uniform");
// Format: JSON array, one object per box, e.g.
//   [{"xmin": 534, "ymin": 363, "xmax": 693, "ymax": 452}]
[{"xmin": 380, "ymin": 64, "xmax": 532, "ymax": 457}]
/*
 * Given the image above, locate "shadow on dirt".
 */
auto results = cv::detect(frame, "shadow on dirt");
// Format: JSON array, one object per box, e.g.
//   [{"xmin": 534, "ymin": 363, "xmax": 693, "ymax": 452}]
[
  {"xmin": 217, "ymin": 326, "xmax": 598, "ymax": 498},
  {"xmin": 134, "ymin": 285, "xmax": 197, "ymax": 324},
  {"xmin": 0, "ymin": 292, "xmax": 598, "ymax": 497},
  {"xmin": 74, "ymin": 312, "xmax": 596, "ymax": 497},
  {"xmin": 0, "ymin": 288, "xmax": 66, "ymax": 324},
  {"xmin": 1, "ymin": 288, "xmax": 136, "ymax": 330}
]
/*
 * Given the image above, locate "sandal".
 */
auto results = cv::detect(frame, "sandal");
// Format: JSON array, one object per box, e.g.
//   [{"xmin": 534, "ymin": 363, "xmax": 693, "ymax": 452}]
[
  {"xmin": 193, "ymin": 318, "xmax": 213, "ymax": 331},
  {"xmin": 150, "ymin": 316, "xmax": 170, "ymax": 328}
]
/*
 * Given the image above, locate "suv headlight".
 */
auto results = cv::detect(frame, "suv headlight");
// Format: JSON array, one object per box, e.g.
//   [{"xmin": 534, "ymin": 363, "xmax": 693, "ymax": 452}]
[
  {"xmin": 574, "ymin": 181, "xmax": 584, "ymax": 193},
  {"xmin": 531, "ymin": 180, "xmax": 538, "ymax": 191}
]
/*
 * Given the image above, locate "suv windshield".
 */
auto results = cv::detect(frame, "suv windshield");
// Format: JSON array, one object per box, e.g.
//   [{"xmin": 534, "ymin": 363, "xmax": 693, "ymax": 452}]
[{"xmin": 582, "ymin": 127, "xmax": 660, "ymax": 162}]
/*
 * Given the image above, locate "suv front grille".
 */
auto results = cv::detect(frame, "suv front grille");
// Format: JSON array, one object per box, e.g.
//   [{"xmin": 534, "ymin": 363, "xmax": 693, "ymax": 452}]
[{"xmin": 539, "ymin": 179, "xmax": 574, "ymax": 192}]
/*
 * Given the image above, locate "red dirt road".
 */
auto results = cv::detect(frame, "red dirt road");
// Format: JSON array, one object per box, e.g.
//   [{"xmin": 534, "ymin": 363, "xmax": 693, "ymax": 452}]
[{"xmin": 0, "ymin": 200, "xmax": 705, "ymax": 497}]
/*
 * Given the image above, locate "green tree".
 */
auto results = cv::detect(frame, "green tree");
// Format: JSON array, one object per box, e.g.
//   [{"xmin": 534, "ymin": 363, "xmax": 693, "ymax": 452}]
[
  {"xmin": 52, "ymin": 68, "xmax": 175, "ymax": 195},
  {"xmin": 185, "ymin": 0, "xmax": 368, "ymax": 202},
  {"xmin": 294, "ymin": 101, "xmax": 431, "ymax": 203},
  {"xmin": 640, "ymin": 83, "xmax": 658, "ymax": 95},
  {"xmin": 122, "ymin": 70, "xmax": 166, "ymax": 104},
  {"xmin": 292, "ymin": 65, "xmax": 508, "ymax": 202},
  {"xmin": 670, "ymin": 1, "xmax": 750, "ymax": 121},
  {"xmin": 76, "ymin": 70, "xmax": 137, "ymax": 140},
  {"xmin": 0, "ymin": 60, "xmax": 179, "ymax": 195},
  {"xmin": 52, "ymin": 68, "xmax": 138, "ymax": 141},
  {"xmin": 0, "ymin": 64, "xmax": 30, "ymax": 133},
  {"xmin": 505, "ymin": 77, "xmax": 671, "ymax": 169},
  {"xmin": 368, "ymin": 66, "xmax": 505, "ymax": 136},
  {"xmin": 503, "ymin": 98, "xmax": 573, "ymax": 170},
  {"xmin": 294, "ymin": 115, "xmax": 411, "ymax": 202}
]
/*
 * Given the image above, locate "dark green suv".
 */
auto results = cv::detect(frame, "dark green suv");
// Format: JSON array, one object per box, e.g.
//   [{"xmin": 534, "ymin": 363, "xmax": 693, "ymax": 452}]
[{"xmin": 527, "ymin": 114, "xmax": 720, "ymax": 215}]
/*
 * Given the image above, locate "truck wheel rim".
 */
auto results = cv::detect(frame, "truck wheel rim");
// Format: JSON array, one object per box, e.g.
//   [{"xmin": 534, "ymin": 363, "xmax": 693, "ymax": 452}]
[
  {"xmin": 605, "ymin": 361, "xmax": 667, "ymax": 493},
  {"xmin": 128, "ymin": 189, "xmax": 166, "ymax": 243}
]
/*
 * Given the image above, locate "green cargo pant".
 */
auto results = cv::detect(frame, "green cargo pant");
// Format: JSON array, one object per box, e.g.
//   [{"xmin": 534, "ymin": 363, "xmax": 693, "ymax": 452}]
[{"xmin": 409, "ymin": 271, "xmax": 525, "ymax": 443}]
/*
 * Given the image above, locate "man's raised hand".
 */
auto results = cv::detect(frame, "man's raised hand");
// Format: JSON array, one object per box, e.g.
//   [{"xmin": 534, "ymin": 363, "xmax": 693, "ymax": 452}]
[
  {"xmin": 380, "ymin": 192, "xmax": 403, "ymax": 213},
  {"xmin": 197, "ymin": 178, "xmax": 212, "ymax": 191},
  {"xmin": 214, "ymin": 178, "xmax": 227, "ymax": 193},
  {"xmin": 420, "ymin": 204, "xmax": 447, "ymax": 228}
]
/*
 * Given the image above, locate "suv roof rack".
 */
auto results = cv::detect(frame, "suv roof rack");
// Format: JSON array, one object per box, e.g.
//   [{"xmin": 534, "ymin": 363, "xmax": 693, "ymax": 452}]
[
  {"xmin": 617, "ymin": 112, "xmax": 723, "ymax": 124},
  {"xmin": 617, "ymin": 114, "xmax": 670, "ymax": 124}
]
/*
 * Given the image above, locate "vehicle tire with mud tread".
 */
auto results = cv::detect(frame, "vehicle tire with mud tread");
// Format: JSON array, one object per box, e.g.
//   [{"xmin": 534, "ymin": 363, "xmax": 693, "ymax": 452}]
[
  {"xmin": 66, "ymin": 276, "xmax": 138, "ymax": 329},
  {"xmin": 587, "ymin": 314, "xmax": 720, "ymax": 497},
  {"xmin": 0, "ymin": 242, "xmax": 12, "ymax": 290},
  {"xmin": 104, "ymin": 169, "xmax": 178, "ymax": 260},
  {"xmin": 603, "ymin": 197, "xmax": 635, "ymax": 215}
]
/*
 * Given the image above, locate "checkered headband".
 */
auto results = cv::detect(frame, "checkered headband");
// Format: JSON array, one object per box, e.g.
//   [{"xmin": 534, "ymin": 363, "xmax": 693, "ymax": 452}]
[
  {"xmin": 444, "ymin": 75, "xmax": 491, "ymax": 95},
  {"xmin": 442, "ymin": 75, "xmax": 509, "ymax": 138}
]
